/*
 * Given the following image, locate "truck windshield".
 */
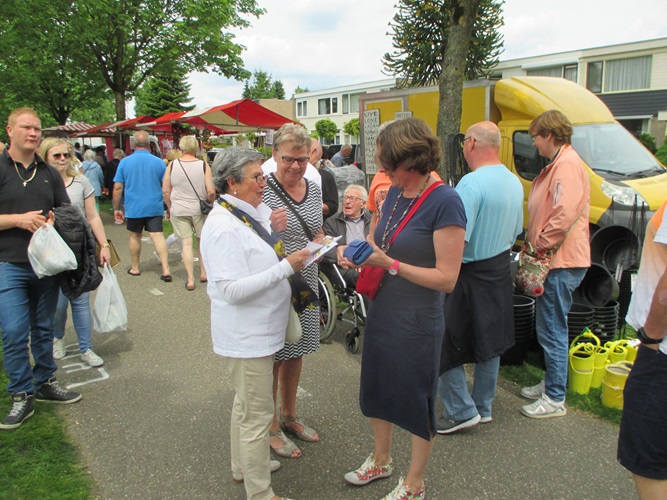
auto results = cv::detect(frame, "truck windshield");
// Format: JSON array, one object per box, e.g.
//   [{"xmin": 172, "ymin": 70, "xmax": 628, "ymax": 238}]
[{"xmin": 571, "ymin": 123, "xmax": 664, "ymax": 178}]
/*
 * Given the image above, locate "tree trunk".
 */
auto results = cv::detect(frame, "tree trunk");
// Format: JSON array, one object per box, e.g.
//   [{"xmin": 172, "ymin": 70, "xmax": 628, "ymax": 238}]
[
  {"xmin": 436, "ymin": 0, "xmax": 481, "ymax": 183},
  {"xmin": 114, "ymin": 89, "xmax": 127, "ymax": 120}
]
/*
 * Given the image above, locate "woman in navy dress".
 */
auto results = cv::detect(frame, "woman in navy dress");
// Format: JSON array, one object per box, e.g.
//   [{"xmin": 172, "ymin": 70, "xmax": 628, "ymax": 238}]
[{"xmin": 344, "ymin": 118, "xmax": 466, "ymax": 500}]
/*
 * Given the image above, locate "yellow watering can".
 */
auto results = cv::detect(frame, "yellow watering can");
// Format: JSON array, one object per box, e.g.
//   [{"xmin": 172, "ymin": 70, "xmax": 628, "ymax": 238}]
[{"xmin": 568, "ymin": 329, "xmax": 600, "ymax": 395}]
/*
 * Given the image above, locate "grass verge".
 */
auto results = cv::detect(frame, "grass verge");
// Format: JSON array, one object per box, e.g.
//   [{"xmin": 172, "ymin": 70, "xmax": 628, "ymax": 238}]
[
  {"xmin": 499, "ymin": 351, "xmax": 622, "ymax": 425},
  {"xmin": 0, "ymin": 351, "xmax": 93, "ymax": 499}
]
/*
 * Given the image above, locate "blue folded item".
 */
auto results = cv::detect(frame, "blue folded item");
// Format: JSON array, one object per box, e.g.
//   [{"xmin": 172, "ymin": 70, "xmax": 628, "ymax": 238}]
[{"xmin": 343, "ymin": 239, "xmax": 374, "ymax": 266}]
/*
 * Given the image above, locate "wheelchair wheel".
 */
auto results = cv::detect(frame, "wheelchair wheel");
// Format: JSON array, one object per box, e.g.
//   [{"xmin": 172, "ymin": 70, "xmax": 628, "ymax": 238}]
[
  {"xmin": 345, "ymin": 328, "xmax": 360, "ymax": 354},
  {"xmin": 318, "ymin": 271, "xmax": 336, "ymax": 341}
]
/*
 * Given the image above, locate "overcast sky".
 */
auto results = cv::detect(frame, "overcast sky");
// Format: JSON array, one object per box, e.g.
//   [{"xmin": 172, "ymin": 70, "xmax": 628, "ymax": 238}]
[{"xmin": 177, "ymin": 0, "xmax": 667, "ymax": 111}]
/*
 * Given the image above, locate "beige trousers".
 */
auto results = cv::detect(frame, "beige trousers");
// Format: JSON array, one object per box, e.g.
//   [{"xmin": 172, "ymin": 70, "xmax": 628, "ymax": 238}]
[{"xmin": 227, "ymin": 355, "xmax": 276, "ymax": 500}]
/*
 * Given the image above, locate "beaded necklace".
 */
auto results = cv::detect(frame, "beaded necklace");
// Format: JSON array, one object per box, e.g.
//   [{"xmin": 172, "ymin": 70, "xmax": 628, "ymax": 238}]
[{"xmin": 380, "ymin": 176, "xmax": 430, "ymax": 252}]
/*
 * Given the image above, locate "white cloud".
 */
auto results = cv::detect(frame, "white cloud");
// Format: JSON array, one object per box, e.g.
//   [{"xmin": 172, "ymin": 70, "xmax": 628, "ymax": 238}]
[{"xmin": 184, "ymin": 0, "xmax": 667, "ymax": 110}]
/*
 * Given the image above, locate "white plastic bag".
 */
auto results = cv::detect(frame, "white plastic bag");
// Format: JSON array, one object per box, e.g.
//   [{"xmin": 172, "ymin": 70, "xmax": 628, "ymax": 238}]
[
  {"xmin": 27, "ymin": 224, "xmax": 78, "ymax": 278},
  {"xmin": 93, "ymin": 264, "xmax": 128, "ymax": 333}
]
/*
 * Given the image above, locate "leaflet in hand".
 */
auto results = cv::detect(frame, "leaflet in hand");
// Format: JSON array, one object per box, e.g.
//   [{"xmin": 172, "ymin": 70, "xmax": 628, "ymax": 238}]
[{"xmin": 305, "ymin": 235, "xmax": 341, "ymax": 266}]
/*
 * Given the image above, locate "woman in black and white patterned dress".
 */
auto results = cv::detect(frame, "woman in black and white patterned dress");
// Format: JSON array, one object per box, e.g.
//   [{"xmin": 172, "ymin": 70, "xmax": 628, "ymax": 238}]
[{"xmin": 262, "ymin": 124, "xmax": 323, "ymax": 460}]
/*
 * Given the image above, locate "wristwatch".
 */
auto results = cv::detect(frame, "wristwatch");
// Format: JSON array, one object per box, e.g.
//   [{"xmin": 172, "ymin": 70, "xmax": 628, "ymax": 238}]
[
  {"xmin": 388, "ymin": 260, "xmax": 400, "ymax": 276},
  {"xmin": 101, "ymin": 242, "xmax": 110, "ymax": 249},
  {"xmin": 637, "ymin": 327, "xmax": 661, "ymax": 345}
]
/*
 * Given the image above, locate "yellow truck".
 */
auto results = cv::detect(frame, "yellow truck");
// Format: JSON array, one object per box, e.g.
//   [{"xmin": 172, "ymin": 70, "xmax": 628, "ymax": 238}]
[{"xmin": 358, "ymin": 76, "xmax": 667, "ymax": 234}]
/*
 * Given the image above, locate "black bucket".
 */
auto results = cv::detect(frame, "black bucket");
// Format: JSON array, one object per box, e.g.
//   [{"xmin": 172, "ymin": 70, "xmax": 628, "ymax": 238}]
[
  {"xmin": 573, "ymin": 263, "xmax": 620, "ymax": 308},
  {"xmin": 590, "ymin": 225, "xmax": 640, "ymax": 272},
  {"xmin": 501, "ymin": 295, "xmax": 536, "ymax": 365},
  {"xmin": 568, "ymin": 303, "xmax": 595, "ymax": 342}
]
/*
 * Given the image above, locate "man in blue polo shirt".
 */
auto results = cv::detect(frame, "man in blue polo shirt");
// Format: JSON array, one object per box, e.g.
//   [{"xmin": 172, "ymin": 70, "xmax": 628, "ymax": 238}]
[
  {"xmin": 0, "ymin": 107, "xmax": 82, "ymax": 430},
  {"xmin": 113, "ymin": 130, "xmax": 171, "ymax": 281},
  {"xmin": 437, "ymin": 121, "xmax": 524, "ymax": 434}
]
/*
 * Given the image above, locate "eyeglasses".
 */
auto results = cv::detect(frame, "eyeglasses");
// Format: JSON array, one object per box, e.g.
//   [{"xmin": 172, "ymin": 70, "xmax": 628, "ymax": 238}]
[
  {"xmin": 244, "ymin": 173, "xmax": 267, "ymax": 184},
  {"xmin": 280, "ymin": 155, "xmax": 309, "ymax": 167},
  {"xmin": 530, "ymin": 134, "xmax": 540, "ymax": 141},
  {"xmin": 460, "ymin": 136, "xmax": 474, "ymax": 149},
  {"xmin": 51, "ymin": 152, "xmax": 71, "ymax": 159},
  {"xmin": 343, "ymin": 195, "xmax": 365, "ymax": 203}
]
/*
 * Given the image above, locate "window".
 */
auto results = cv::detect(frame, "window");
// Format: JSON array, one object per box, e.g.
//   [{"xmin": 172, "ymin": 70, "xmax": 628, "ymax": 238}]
[
  {"xmin": 563, "ymin": 64, "xmax": 578, "ymax": 83},
  {"xmin": 513, "ymin": 131, "xmax": 547, "ymax": 181},
  {"xmin": 587, "ymin": 61, "xmax": 603, "ymax": 93},
  {"xmin": 297, "ymin": 101, "xmax": 307, "ymax": 117},
  {"xmin": 604, "ymin": 56, "xmax": 651, "ymax": 92},
  {"xmin": 318, "ymin": 97, "xmax": 338, "ymax": 115},
  {"xmin": 527, "ymin": 67, "xmax": 562, "ymax": 78},
  {"xmin": 527, "ymin": 64, "xmax": 578, "ymax": 82},
  {"xmin": 342, "ymin": 93, "xmax": 363, "ymax": 114}
]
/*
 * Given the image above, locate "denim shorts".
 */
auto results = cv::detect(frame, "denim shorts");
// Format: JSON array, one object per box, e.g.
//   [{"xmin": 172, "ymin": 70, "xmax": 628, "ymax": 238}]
[{"xmin": 617, "ymin": 344, "xmax": 667, "ymax": 480}]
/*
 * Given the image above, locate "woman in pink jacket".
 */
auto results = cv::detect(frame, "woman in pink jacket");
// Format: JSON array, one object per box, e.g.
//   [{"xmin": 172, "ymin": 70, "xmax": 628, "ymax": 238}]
[{"xmin": 519, "ymin": 110, "xmax": 591, "ymax": 419}]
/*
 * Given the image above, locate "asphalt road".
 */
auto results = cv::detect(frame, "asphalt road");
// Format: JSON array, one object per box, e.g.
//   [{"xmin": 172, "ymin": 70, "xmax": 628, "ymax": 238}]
[{"xmin": 54, "ymin": 213, "xmax": 637, "ymax": 499}]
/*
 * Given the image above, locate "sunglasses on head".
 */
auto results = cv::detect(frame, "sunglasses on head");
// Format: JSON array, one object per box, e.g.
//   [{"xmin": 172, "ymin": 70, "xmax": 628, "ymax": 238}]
[{"xmin": 52, "ymin": 152, "xmax": 71, "ymax": 159}]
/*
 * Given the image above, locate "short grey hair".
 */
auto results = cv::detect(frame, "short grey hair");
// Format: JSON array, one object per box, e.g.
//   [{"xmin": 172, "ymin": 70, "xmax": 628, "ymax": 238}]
[
  {"xmin": 134, "ymin": 130, "xmax": 150, "ymax": 148},
  {"xmin": 83, "ymin": 149, "xmax": 96, "ymax": 161},
  {"xmin": 344, "ymin": 184, "xmax": 368, "ymax": 201},
  {"xmin": 212, "ymin": 147, "xmax": 263, "ymax": 194},
  {"xmin": 273, "ymin": 123, "xmax": 311, "ymax": 151}
]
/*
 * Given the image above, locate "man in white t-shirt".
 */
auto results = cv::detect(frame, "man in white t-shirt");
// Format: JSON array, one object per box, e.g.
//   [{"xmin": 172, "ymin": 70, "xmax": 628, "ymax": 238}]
[{"xmin": 618, "ymin": 198, "xmax": 667, "ymax": 499}]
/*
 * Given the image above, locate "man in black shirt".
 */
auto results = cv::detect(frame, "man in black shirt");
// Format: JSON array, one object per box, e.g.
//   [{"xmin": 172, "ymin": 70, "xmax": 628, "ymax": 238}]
[{"xmin": 0, "ymin": 107, "xmax": 82, "ymax": 430}]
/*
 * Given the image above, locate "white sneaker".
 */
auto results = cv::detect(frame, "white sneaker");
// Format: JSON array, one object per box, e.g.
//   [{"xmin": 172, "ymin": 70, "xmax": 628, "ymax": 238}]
[
  {"xmin": 81, "ymin": 349, "xmax": 104, "ymax": 367},
  {"xmin": 381, "ymin": 477, "xmax": 425, "ymax": 499},
  {"xmin": 521, "ymin": 393, "xmax": 566, "ymax": 419},
  {"xmin": 53, "ymin": 339, "xmax": 66, "ymax": 360},
  {"xmin": 520, "ymin": 379, "xmax": 545, "ymax": 400}
]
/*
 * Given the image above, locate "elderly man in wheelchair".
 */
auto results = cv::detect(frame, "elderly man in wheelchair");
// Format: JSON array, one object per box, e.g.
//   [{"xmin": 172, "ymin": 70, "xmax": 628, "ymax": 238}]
[{"xmin": 318, "ymin": 184, "xmax": 371, "ymax": 352}]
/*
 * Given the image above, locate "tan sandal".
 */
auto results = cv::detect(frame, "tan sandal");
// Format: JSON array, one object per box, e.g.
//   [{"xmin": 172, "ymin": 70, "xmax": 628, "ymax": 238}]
[
  {"xmin": 279, "ymin": 414, "xmax": 319, "ymax": 442},
  {"xmin": 270, "ymin": 428, "xmax": 302, "ymax": 459}
]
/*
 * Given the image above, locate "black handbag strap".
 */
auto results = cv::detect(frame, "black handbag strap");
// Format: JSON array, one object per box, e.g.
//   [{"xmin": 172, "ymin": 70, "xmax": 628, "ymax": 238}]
[
  {"xmin": 266, "ymin": 173, "xmax": 314, "ymax": 241},
  {"xmin": 177, "ymin": 159, "xmax": 205, "ymax": 203}
]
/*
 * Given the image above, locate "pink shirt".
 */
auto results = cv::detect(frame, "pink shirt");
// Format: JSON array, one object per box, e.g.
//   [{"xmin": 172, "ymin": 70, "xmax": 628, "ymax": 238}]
[{"xmin": 526, "ymin": 144, "xmax": 591, "ymax": 269}]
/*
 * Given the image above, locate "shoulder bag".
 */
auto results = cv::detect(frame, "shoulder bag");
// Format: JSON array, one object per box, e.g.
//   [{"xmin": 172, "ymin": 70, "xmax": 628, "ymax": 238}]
[
  {"xmin": 177, "ymin": 160, "xmax": 213, "ymax": 215},
  {"xmin": 357, "ymin": 180, "xmax": 444, "ymax": 299}
]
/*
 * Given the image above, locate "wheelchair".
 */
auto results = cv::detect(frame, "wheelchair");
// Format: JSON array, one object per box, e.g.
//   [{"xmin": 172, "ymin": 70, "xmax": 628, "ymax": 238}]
[{"xmin": 318, "ymin": 264, "xmax": 367, "ymax": 353}]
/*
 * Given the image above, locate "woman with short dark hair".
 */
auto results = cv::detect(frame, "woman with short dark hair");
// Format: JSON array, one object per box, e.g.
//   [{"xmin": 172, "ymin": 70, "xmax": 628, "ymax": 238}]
[{"xmin": 345, "ymin": 118, "xmax": 466, "ymax": 499}]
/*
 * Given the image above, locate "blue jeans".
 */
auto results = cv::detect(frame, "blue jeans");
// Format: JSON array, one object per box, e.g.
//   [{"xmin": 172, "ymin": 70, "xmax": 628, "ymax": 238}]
[
  {"xmin": 438, "ymin": 357, "xmax": 500, "ymax": 421},
  {"xmin": 0, "ymin": 262, "xmax": 59, "ymax": 394},
  {"xmin": 536, "ymin": 267, "xmax": 587, "ymax": 402},
  {"xmin": 54, "ymin": 290, "xmax": 92, "ymax": 353}
]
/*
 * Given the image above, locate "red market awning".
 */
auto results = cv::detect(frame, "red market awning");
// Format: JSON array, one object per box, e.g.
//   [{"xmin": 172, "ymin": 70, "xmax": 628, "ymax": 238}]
[
  {"xmin": 42, "ymin": 122, "xmax": 96, "ymax": 135},
  {"xmin": 73, "ymin": 121, "xmax": 123, "ymax": 137},
  {"xmin": 117, "ymin": 115, "xmax": 156, "ymax": 130},
  {"xmin": 187, "ymin": 99, "xmax": 295, "ymax": 132},
  {"xmin": 139, "ymin": 111, "xmax": 226, "ymax": 135}
]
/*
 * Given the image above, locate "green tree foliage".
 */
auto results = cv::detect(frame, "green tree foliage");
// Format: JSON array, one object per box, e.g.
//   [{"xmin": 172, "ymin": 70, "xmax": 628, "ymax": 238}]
[
  {"xmin": 0, "ymin": 0, "xmax": 110, "ymax": 125},
  {"xmin": 383, "ymin": 0, "xmax": 504, "ymax": 86},
  {"xmin": 0, "ymin": 0, "xmax": 263, "ymax": 122},
  {"xmin": 656, "ymin": 136, "xmax": 667, "ymax": 166},
  {"xmin": 315, "ymin": 119, "xmax": 338, "ymax": 142},
  {"xmin": 75, "ymin": 0, "xmax": 264, "ymax": 119},
  {"xmin": 135, "ymin": 69, "xmax": 196, "ymax": 118},
  {"xmin": 382, "ymin": 0, "xmax": 504, "ymax": 180},
  {"xmin": 242, "ymin": 70, "xmax": 286, "ymax": 99},
  {"xmin": 69, "ymin": 97, "xmax": 117, "ymax": 125},
  {"xmin": 293, "ymin": 86, "xmax": 310, "ymax": 95},
  {"xmin": 343, "ymin": 118, "xmax": 360, "ymax": 139}
]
